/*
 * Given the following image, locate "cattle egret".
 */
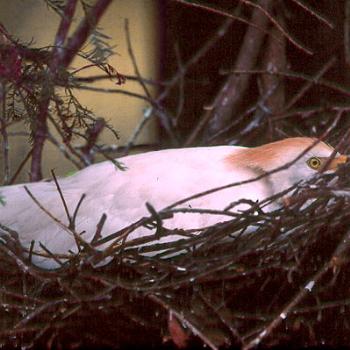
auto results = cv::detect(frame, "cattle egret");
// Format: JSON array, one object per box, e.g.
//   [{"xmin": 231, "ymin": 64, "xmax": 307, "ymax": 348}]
[{"xmin": 0, "ymin": 137, "xmax": 347, "ymax": 268}]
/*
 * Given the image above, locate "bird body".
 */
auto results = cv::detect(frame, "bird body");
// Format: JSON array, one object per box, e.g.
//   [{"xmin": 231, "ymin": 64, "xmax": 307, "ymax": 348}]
[{"xmin": 0, "ymin": 137, "xmax": 346, "ymax": 268}]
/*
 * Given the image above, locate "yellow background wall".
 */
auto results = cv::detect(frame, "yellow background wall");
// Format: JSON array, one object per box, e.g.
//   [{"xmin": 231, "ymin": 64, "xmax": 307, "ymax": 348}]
[{"xmin": 0, "ymin": 0, "xmax": 158, "ymax": 181}]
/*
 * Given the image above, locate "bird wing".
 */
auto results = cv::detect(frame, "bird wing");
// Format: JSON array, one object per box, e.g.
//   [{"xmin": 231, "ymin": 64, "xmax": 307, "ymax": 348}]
[{"xmin": 0, "ymin": 146, "xmax": 274, "ymax": 266}]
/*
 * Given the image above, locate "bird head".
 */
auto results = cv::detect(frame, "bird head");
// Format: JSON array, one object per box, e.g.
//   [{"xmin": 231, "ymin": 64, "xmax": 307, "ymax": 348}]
[{"xmin": 228, "ymin": 137, "xmax": 347, "ymax": 194}]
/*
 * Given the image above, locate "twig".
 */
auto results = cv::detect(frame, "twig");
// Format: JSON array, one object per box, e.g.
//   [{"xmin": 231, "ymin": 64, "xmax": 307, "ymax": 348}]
[
  {"xmin": 8, "ymin": 148, "xmax": 33, "ymax": 184},
  {"xmin": 222, "ymin": 68, "xmax": 350, "ymax": 97},
  {"xmin": 50, "ymin": 170, "xmax": 73, "ymax": 228},
  {"xmin": 189, "ymin": 0, "xmax": 273, "ymax": 143},
  {"xmin": 284, "ymin": 56, "xmax": 337, "ymax": 111},
  {"xmin": 69, "ymin": 84, "xmax": 151, "ymax": 101},
  {"xmin": 30, "ymin": 0, "xmax": 112, "ymax": 181},
  {"xmin": 46, "ymin": 131, "xmax": 83, "ymax": 170},
  {"xmin": 289, "ymin": 0, "xmax": 334, "ymax": 28},
  {"xmin": 30, "ymin": 0, "xmax": 78, "ymax": 181},
  {"xmin": 149, "ymin": 294, "xmax": 220, "ymax": 350},
  {"xmin": 0, "ymin": 83, "xmax": 9, "ymax": 184},
  {"xmin": 124, "ymin": 18, "xmax": 177, "ymax": 145},
  {"xmin": 241, "ymin": 0, "xmax": 312, "ymax": 55},
  {"xmin": 173, "ymin": 0, "xmax": 272, "ymax": 33},
  {"xmin": 80, "ymin": 118, "xmax": 106, "ymax": 164},
  {"xmin": 60, "ymin": 0, "xmax": 112, "ymax": 68},
  {"xmin": 241, "ymin": 236, "xmax": 346, "ymax": 349}
]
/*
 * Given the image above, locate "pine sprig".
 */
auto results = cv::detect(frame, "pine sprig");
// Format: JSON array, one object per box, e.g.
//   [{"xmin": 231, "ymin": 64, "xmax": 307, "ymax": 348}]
[{"xmin": 44, "ymin": 0, "xmax": 66, "ymax": 16}]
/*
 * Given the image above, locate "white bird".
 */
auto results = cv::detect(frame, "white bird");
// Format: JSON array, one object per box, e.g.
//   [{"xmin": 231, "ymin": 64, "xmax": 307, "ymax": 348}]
[{"xmin": 0, "ymin": 137, "xmax": 347, "ymax": 268}]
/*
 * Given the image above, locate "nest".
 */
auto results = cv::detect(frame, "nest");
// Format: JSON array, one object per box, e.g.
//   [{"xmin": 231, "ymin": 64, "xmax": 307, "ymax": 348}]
[{"xmin": 1, "ymin": 163, "xmax": 350, "ymax": 350}]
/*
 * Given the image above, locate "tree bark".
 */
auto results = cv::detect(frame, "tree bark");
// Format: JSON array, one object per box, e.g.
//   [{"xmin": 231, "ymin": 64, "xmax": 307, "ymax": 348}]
[{"xmin": 202, "ymin": 0, "xmax": 274, "ymax": 142}]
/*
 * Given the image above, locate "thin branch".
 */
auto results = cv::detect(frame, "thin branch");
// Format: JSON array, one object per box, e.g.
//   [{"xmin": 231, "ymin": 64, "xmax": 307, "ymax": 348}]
[
  {"xmin": 50, "ymin": 170, "xmax": 73, "ymax": 228},
  {"xmin": 284, "ymin": 56, "xmax": 337, "ymax": 111},
  {"xmin": 60, "ymin": 0, "xmax": 113, "ymax": 68},
  {"xmin": 289, "ymin": 0, "xmax": 334, "ymax": 28},
  {"xmin": 30, "ymin": 0, "xmax": 112, "ymax": 181},
  {"xmin": 189, "ymin": 0, "xmax": 273, "ymax": 143},
  {"xmin": 124, "ymin": 18, "xmax": 177, "ymax": 144},
  {"xmin": 241, "ymin": 0, "xmax": 312, "ymax": 55},
  {"xmin": 0, "ymin": 83, "xmax": 9, "ymax": 184},
  {"xmin": 222, "ymin": 68, "xmax": 350, "ymax": 97}
]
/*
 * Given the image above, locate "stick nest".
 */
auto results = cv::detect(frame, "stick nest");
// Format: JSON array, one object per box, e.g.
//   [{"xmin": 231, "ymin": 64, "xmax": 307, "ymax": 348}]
[{"xmin": 1, "ymin": 163, "xmax": 350, "ymax": 350}]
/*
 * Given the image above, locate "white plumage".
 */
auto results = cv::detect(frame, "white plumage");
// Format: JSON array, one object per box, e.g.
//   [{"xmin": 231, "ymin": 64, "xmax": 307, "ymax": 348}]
[{"xmin": 0, "ymin": 137, "xmax": 346, "ymax": 268}]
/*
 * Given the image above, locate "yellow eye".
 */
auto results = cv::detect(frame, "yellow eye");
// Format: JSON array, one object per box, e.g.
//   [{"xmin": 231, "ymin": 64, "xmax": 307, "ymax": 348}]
[{"xmin": 307, "ymin": 157, "xmax": 322, "ymax": 170}]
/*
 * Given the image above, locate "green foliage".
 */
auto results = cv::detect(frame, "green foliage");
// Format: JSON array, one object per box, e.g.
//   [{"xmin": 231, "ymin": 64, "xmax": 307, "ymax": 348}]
[
  {"xmin": 86, "ymin": 29, "xmax": 115, "ymax": 64},
  {"xmin": 0, "ymin": 2, "xmax": 120, "ymax": 181},
  {"xmin": 44, "ymin": 0, "xmax": 66, "ymax": 16}
]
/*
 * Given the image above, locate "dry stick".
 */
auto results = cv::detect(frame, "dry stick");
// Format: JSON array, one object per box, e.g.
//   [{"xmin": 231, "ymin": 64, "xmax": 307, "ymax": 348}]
[
  {"xmin": 60, "ymin": 0, "xmax": 112, "ymax": 68},
  {"xmin": 174, "ymin": 0, "xmax": 273, "ymax": 33},
  {"xmin": 0, "ymin": 84, "xmax": 9, "ymax": 184},
  {"xmin": 29, "ymin": 119, "xmax": 50, "ymax": 177},
  {"xmin": 283, "ymin": 56, "xmax": 337, "ymax": 111},
  {"xmin": 23, "ymin": 186, "xmax": 73, "ymax": 238},
  {"xmin": 0, "ymin": 243, "xmax": 48, "ymax": 280},
  {"xmin": 38, "ymin": 242, "xmax": 66, "ymax": 266},
  {"xmin": 71, "ymin": 194, "xmax": 86, "ymax": 228},
  {"xmin": 70, "ymin": 84, "xmax": 152, "ymax": 101},
  {"xmin": 318, "ymin": 110, "xmax": 346, "ymax": 172},
  {"xmin": 206, "ymin": 81, "xmax": 278, "ymax": 144},
  {"xmin": 0, "ymin": 289, "xmax": 44, "ymax": 305},
  {"xmin": 22, "ymin": 186, "xmax": 96, "ymax": 261},
  {"xmin": 50, "ymin": 170, "xmax": 72, "ymax": 228},
  {"xmin": 8, "ymin": 148, "xmax": 33, "ymax": 184},
  {"xmin": 225, "ymin": 68, "xmax": 350, "ymax": 97},
  {"xmin": 30, "ymin": 0, "xmax": 78, "ymax": 181},
  {"xmin": 241, "ymin": 0, "xmax": 312, "ymax": 55},
  {"xmin": 333, "ymin": 128, "xmax": 350, "ymax": 155},
  {"xmin": 242, "ymin": 229, "xmax": 349, "ymax": 350},
  {"xmin": 345, "ymin": 1, "xmax": 350, "ymax": 67},
  {"xmin": 161, "ymin": 18, "xmax": 233, "ymax": 103},
  {"xmin": 76, "ymin": 10, "xmax": 231, "ymax": 103},
  {"xmin": 271, "ymin": 105, "xmax": 350, "ymax": 122},
  {"xmin": 293, "ymin": 297, "xmax": 350, "ymax": 315},
  {"xmin": 173, "ymin": 44, "xmax": 185, "ymax": 126},
  {"xmin": 13, "ymin": 299, "xmax": 65, "ymax": 329},
  {"xmin": 187, "ymin": 0, "xmax": 273, "ymax": 144},
  {"xmin": 51, "ymin": 0, "xmax": 78, "ymax": 67},
  {"xmin": 260, "ymin": 8, "xmax": 286, "ymax": 140},
  {"xmin": 199, "ymin": 290, "xmax": 243, "ymax": 345},
  {"xmin": 122, "ymin": 109, "xmax": 153, "ymax": 156},
  {"xmin": 289, "ymin": 0, "xmax": 334, "ymax": 28},
  {"xmin": 241, "ymin": 140, "xmax": 349, "ymax": 350},
  {"xmin": 149, "ymin": 294, "xmax": 220, "ymax": 350},
  {"xmin": 124, "ymin": 19, "xmax": 177, "ymax": 145},
  {"xmin": 123, "ymin": 17, "xmax": 233, "ymax": 152},
  {"xmin": 65, "ymin": 88, "xmax": 119, "ymax": 142},
  {"xmin": 80, "ymin": 118, "xmax": 106, "ymax": 164},
  {"xmin": 124, "ymin": 19, "xmax": 152, "ymax": 101},
  {"xmin": 46, "ymin": 132, "xmax": 82, "ymax": 170},
  {"xmin": 90, "ymin": 213, "xmax": 107, "ymax": 244},
  {"xmin": 48, "ymin": 104, "xmax": 88, "ymax": 167},
  {"xmin": 30, "ymin": 0, "xmax": 112, "ymax": 181},
  {"xmin": 75, "ymin": 73, "xmax": 165, "ymax": 86},
  {"xmin": 175, "ymin": 0, "xmax": 314, "ymax": 56},
  {"xmin": 97, "ymin": 232, "xmax": 284, "ymax": 292}
]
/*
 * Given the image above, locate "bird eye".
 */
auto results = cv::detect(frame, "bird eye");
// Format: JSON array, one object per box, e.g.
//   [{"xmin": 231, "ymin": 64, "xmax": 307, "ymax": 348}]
[{"xmin": 307, "ymin": 157, "xmax": 321, "ymax": 170}]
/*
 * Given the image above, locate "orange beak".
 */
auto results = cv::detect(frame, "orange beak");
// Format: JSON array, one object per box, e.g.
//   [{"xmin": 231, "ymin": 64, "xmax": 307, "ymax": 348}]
[{"xmin": 324, "ymin": 155, "xmax": 348, "ymax": 171}]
